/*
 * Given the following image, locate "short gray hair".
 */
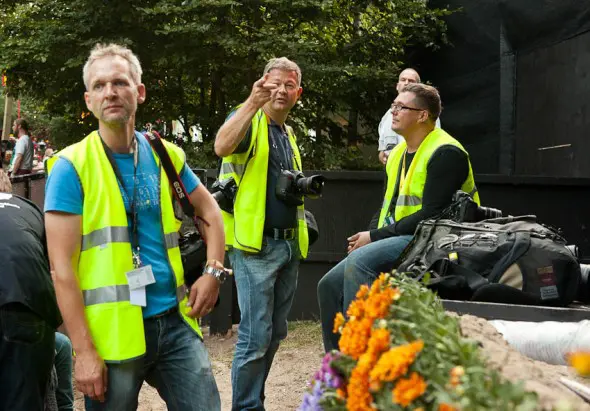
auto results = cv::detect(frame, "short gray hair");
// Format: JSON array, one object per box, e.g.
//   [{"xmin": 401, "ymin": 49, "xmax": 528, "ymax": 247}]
[
  {"xmin": 263, "ymin": 57, "xmax": 302, "ymax": 86},
  {"xmin": 83, "ymin": 43, "xmax": 143, "ymax": 90}
]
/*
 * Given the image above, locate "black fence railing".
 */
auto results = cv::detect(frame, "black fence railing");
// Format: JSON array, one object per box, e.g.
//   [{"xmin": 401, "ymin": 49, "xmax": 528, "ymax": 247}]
[{"xmin": 10, "ymin": 172, "xmax": 46, "ymax": 209}]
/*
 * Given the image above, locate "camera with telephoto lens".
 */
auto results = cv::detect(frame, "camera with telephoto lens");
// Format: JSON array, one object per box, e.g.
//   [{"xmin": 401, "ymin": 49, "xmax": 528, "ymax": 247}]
[
  {"xmin": 446, "ymin": 190, "xmax": 502, "ymax": 222},
  {"xmin": 210, "ymin": 177, "xmax": 238, "ymax": 213},
  {"xmin": 275, "ymin": 170, "xmax": 326, "ymax": 207}
]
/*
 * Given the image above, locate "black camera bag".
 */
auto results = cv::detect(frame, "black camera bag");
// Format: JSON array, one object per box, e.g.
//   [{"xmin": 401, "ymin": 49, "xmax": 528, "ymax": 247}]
[{"xmin": 396, "ymin": 215, "xmax": 581, "ymax": 307}]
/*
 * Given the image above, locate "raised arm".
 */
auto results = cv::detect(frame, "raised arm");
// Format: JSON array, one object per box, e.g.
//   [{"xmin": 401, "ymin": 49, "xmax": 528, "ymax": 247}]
[{"xmin": 214, "ymin": 74, "xmax": 275, "ymax": 157}]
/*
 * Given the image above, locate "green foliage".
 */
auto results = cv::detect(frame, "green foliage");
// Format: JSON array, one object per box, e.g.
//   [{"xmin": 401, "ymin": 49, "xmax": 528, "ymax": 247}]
[{"xmin": 0, "ymin": 0, "xmax": 453, "ymax": 168}]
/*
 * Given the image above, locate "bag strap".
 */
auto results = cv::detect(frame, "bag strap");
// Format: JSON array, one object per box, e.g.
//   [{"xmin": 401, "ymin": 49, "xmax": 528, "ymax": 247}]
[
  {"xmin": 429, "ymin": 258, "xmax": 489, "ymax": 292},
  {"xmin": 144, "ymin": 132, "xmax": 209, "ymax": 241}
]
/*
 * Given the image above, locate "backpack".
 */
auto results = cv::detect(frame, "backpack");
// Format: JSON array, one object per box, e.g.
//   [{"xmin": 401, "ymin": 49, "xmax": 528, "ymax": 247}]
[{"xmin": 396, "ymin": 215, "xmax": 581, "ymax": 307}]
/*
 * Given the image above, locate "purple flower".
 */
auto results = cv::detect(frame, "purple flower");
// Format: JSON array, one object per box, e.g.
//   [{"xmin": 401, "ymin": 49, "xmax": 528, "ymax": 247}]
[{"xmin": 298, "ymin": 381, "xmax": 323, "ymax": 411}]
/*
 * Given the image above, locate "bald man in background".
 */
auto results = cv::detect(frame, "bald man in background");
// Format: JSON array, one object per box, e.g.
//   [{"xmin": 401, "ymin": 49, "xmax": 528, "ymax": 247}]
[{"xmin": 378, "ymin": 68, "xmax": 441, "ymax": 165}]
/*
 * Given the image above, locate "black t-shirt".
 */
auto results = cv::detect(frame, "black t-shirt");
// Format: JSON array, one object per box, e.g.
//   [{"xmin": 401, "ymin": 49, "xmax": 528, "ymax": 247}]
[
  {"xmin": 369, "ymin": 145, "xmax": 469, "ymax": 241},
  {"xmin": 0, "ymin": 194, "xmax": 61, "ymax": 327},
  {"xmin": 233, "ymin": 116, "xmax": 298, "ymax": 230}
]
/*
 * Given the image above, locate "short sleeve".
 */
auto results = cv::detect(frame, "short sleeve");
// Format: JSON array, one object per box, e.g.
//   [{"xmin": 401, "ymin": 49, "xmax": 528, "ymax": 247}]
[
  {"xmin": 44, "ymin": 158, "xmax": 83, "ymax": 215},
  {"xmin": 180, "ymin": 164, "xmax": 201, "ymax": 194},
  {"xmin": 14, "ymin": 138, "xmax": 26, "ymax": 155}
]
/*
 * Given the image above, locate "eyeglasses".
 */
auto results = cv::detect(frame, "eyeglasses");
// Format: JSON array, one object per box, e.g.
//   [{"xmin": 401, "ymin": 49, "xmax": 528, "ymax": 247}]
[{"xmin": 390, "ymin": 103, "xmax": 425, "ymax": 113}]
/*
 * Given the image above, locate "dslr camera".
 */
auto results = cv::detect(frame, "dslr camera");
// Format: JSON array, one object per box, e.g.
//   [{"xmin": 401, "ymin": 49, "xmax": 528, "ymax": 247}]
[
  {"xmin": 276, "ymin": 170, "xmax": 326, "ymax": 206},
  {"xmin": 210, "ymin": 177, "xmax": 238, "ymax": 213},
  {"xmin": 446, "ymin": 190, "xmax": 502, "ymax": 222}
]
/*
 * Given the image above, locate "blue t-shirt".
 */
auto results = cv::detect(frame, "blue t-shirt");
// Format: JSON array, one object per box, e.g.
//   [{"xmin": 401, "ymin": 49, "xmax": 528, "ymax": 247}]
[{"xmin": 44, "ymin": 132, "xmax": 200, "ymax": 318}]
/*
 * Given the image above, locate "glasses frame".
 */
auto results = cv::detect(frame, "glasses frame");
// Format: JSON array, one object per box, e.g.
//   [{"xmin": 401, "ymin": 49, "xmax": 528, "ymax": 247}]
[{"xmin": 390, "ymin": 103, "xmax": 425, "ymax": 113}]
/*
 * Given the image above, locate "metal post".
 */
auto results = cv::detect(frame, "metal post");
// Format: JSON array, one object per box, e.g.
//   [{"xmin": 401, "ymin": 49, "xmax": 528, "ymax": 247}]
[
  {"xmin": 499, "ymin": 23, "xmax": 516, "ymax": 175},
  {"xmin": 2, "ymin": 96, "xmax": 13, "ymax": 140}
]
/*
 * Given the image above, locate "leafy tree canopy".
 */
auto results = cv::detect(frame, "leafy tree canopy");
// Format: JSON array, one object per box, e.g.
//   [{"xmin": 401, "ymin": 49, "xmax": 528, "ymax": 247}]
[{"xmin": 0, "ymin": 0, "xmax": 452, "ymax": 169}]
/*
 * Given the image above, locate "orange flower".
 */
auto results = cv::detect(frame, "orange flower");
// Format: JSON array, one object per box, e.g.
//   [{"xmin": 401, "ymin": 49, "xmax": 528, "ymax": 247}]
[
  {"xmin": 369, "ymin": 340, "xmax": 424, "ymax": 385},
  {"xmin": 392, "ymin": 372, "xmax": 427, "ymax": 407},
  {"xmin": 438, "ymin": 404, "xmax": 457, "ymax": 411},
  {"xmin": 333, "ymin": 312, "xmax": 345, "ymax": 334},
  {"xmin": 336, "ymin": 388, "xmax": 346, "ymax": 399},
  {"xmin": 339, "ymin": 318, "xmax": 372, "ymax": 359},
  {"xmin": 347, "ymin": 299, "xmax": 366, "ymax": 318},
  {"xmin": 356, "ymin": 284, "xmax": 370, "ymax": 299},
  {"xmin": 568, "ymin": 351, "xmax": 590, "ymax": 376},
  {"xmin": 450, "ymin": 366, "xmax": 465, "ymax": 378},
  {"xmin": 345, "ymin": 327, "xmax": 392, "ymax": 408}
]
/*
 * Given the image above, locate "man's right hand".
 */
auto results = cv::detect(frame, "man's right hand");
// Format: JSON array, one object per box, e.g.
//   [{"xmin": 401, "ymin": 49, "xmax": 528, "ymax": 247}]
[
  {"xmin": 75, "ymin": 349, "xmax": 108, "ymax": 402},
  {"xmin": 379, "ymin": 150, "xmax": 389, "ymax": 165},
  {"xmin": 246, "ymin": 74, "xmax": 278, "ymax": 109}
]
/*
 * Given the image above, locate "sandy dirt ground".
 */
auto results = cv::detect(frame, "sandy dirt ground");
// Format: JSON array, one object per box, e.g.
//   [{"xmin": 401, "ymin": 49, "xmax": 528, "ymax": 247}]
[{"xmin": 73, "ymin": 317, "xmax": 590, "ymax": 410}]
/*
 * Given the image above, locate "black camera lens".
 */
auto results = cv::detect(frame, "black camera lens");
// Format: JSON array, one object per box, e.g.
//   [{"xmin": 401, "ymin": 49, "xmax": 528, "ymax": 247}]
[
  {"xmin": 478, "ymin": 206, "xmax": 502, "ymax": 220},
  {"xmin": 296, "ymin": 175, "xmax": 326, "ymax": 198}
]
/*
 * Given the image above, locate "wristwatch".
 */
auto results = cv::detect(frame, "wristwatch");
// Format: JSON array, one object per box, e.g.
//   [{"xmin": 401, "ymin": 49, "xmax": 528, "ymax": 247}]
[{"xmin": 203, "ymin": 263, "xmax": 228, "ymax": 284}]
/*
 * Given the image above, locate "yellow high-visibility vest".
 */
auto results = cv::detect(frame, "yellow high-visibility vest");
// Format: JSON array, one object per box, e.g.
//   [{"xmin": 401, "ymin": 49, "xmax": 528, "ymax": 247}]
[
  {"xmin": 378, "ymin": 128, "xmax": 480, "ymax": 228},
  {"xmin": 47, "ymin": 131, "xmax": 201, "ymax": 362},
  {"xmin": 218, "ymin": 109, "xmax": 309, "ymax": 257}
]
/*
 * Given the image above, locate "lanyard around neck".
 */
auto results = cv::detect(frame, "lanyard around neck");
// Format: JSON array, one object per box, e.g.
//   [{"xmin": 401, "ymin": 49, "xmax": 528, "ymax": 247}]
[
  {"xmin": 399, "ymin": 150, "xmax": 407, "ymax": 189},
  {"xmin": 99, "ymin": 133, "xmax": 141, "ymax": 266}
]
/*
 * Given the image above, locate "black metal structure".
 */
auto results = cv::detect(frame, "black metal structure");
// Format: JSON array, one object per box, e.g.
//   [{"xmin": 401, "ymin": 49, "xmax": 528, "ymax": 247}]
[{"xmin": 416, "ymin": 0, "xmax": 590, "ymax": 178}]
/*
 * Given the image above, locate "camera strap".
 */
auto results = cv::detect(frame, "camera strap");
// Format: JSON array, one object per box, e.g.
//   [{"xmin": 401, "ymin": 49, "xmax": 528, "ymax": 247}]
[{"xmin": 144, "ymin": 131, "xmax": 209, "ymax": 242}]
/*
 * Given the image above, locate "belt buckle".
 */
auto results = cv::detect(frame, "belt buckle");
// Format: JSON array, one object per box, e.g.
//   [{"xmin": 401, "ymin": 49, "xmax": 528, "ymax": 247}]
[{"xmin": 285, "ymin": 228, "xmax": 295, "ymax": 240}]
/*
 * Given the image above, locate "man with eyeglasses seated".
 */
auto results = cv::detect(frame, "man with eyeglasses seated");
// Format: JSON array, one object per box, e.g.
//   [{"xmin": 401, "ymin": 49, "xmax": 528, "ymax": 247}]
[
  {"xmin": 377, "ymin": 68, "xmax": 441, "ymax": 165},
  {"xmin": 317, "ymin": 83, "xmax": 479, "ymax": 352}
]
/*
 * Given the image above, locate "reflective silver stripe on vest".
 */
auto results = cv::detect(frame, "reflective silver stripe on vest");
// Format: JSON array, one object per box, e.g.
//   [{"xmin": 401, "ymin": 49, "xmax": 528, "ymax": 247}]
[
  {"xmin": 81, "ymin": 226, "xmax": 130, "ymax": 251},
  {"xmin": 164, "ymin": 232, "xmax": 179, "ymax": 249},
  {"xmin": 83, "ymin": 284, "xmax": 188, "ymax": 306},
  {"xmin": 176, "ymin": 284, "xmax": 188, "ymax": 302},
  {"xmin": 83, "ymin": 284, "xmax": 130, "ymax": 306},
  {"xmin": 469, "ymin": 186, "xmax": 478, "ymax": 197},
  {"xmin": 220, "ymin": 162, "xmax": 245, "ymax": 177},
  {"xmin": 396, "ymin": 195, "xmax": 422, "ymax": 207},
  {"xmin": 297, "ymin": 208, "xmax": 305, "ymax": 220}
]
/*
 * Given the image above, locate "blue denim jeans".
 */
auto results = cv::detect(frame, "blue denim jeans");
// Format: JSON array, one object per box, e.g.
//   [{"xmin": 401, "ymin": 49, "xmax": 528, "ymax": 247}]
[
  {"xmin": 229, "ymin": 237, "xmax": 300, "ymax": 411},
  {"xmin": 0, "ymin": 303, "xmax": 55, "ymax": 411},
  {"xmin": 85, "ymin": 310, "xmax": 220, "ymax": 411},
  {"xmin": 317, "ymin": 235, "xmax": 413, "ymax": 352},
  {"xmin": 54, "ymin": 332, "xmax": 74, "ymax": 411}
]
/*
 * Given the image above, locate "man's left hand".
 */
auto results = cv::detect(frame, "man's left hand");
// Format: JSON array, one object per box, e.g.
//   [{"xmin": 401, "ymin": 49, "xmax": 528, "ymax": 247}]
[
  {"xmin": 187, "ymin": 274, "xmax": 220, "ymax": 318},
  {"xmin": 347, "ymin": 231, "xmax": 372, "ymax": 254}
]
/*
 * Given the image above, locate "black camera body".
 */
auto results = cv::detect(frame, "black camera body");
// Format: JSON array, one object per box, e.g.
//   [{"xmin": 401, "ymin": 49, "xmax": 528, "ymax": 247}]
[
  {"xmin": 210, "ymin": 177, "xmax": 238, "ymax": 213},
  {"xmin": 276, "ymin": 170, "xmax": 325, "ymax": 207},
  {"xmin": 447, "ymin": 190, "xmax": 502, "ymax": 222}
]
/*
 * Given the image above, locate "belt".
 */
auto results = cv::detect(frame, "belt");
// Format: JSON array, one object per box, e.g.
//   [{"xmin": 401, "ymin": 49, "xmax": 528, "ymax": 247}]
[
  {"xmin": 146, "ymin": 306, "xmax": 178, "ymax": 320},
  {"xmin": 264, "ymin": 227, "xmax": 296, "ymax": 240}
]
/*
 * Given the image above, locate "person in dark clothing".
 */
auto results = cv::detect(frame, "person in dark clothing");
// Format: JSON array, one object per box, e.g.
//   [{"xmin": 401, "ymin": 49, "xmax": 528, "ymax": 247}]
[
  {"xmin": 317, "ymin": 83, "xmax": 480, "ymax": 352},
  {"xmin": 0, "ymin": 169, "xmax": 62, "ymax": 411}
]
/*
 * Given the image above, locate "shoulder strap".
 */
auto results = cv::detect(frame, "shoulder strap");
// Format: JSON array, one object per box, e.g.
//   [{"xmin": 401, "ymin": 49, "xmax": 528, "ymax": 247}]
[{"xmin": 145, "ymin": 132, "xmax": 194, "ymax": 218}]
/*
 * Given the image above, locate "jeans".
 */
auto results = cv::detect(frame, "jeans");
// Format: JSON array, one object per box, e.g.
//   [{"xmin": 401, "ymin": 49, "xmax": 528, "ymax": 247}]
[
  {"xmin": 230, "ymin": 237, "xmax": 300, "ymax": 411},
  {"xmin": 317, "ymin": 235, "xmax": 413, "ymax": 352},
  {"xmin": 0, "ymin": 303, "xmax": 55, "ymax": 411},
  {"xmin": 54, "ymin": 332, "xmax": 74, "ymax": 411},
  {"xmin": 85, "ymin": 309, "xmax": 220, "ymax": 411}
]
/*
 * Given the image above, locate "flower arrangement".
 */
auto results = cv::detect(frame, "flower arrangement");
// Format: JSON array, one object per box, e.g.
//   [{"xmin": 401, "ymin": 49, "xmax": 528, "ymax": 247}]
[{"xmin": 300, "ymin": 272, "xmax": 540, "ymax": 411}]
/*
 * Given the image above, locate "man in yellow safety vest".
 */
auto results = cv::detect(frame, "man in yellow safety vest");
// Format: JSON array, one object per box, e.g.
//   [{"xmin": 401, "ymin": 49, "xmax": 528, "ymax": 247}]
[
  {"xmin": 318, "ymin": 83, "xmax": 479, "ymax": 352},
  {"xmin": 214, "ymin": 57, "xmax": 309, "ymax": 411},
  {"xmin": 44, "ymin": 43, "xmax": 225, "ymax": 411}
]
